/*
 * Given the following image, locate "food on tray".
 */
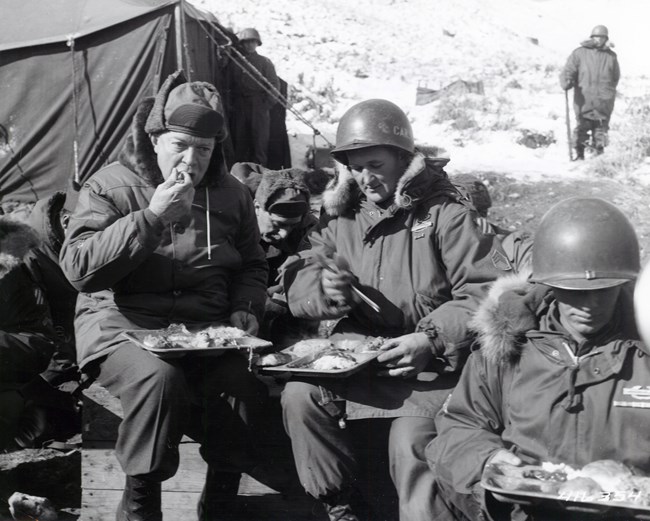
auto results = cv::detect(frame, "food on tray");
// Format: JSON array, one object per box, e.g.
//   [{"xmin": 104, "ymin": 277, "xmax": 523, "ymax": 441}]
[
  {"xmin": 579, "ymin": 460, "xmax": 633, "ymax": 491},
  {"xmin": 336, "ymin": 339, "xmax": 365, "ymax": 352},
  {"xmin": 255, "ymin": 352, "xmax": 293, "ymax": 367},
  {"xmin": 356, "ymin": 336, "xmax": 386, "ymax": 351},
  {"xmin": 487, "ymin": 463, "xmax": 564, "ymax": 494},
  {"xmin": 139, "ymin": 323, "xmax": 248, "ymax": 350},
  {"xmin": 289, "ymin": 339, "xmax": 334, "ymax": 357},
  {"xmin": 336, "ymin": 337, "xmax": 387, "ymax": 353},
  {"xmin": 557, "ymin": 477, "xmax": 604, "ymax": 500},
  {"xmin": 310, "ymin": 350, "xmax": 358, "ymax": 371},
  {"xmin": 485, "ymin": 458, "xmax": 650, "ymax": 507}
]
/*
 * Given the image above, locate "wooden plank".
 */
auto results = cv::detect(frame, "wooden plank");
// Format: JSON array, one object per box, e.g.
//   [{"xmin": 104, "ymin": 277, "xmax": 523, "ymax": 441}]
[
  {"xmin": 83, "ymin": 443, "xmax": 206, "ymax": 492},
  {"xmin": 83, "ymin": 443, "xmax": 289, "ymax": 495},
  {"xmin": 82, "ymin": 486, "xmax": 322, "ymax": 521}
]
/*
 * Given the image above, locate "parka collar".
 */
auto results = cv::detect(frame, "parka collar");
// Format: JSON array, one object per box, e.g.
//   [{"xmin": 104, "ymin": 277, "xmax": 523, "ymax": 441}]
[
  {"xmin": 470, "ymin": 272, "xmax": 645, "ymax": 366},
  {"xmin": 321, "ymin": 152, "xmax": 455, "ymax": 217}
]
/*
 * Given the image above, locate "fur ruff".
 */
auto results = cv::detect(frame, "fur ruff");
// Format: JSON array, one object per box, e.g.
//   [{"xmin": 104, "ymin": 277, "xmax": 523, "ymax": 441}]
[
  {"xmin": 469, "ymin": 270, "xmax": 534, "ymax": 366},
  {"xmin": 0, "ymin": 217, "xmax": 41, "ymax": 278},
  {"xmin": 321, "ymin": 152, "xmax": 452, "ymax": 216},
  {"xmin": 118, "ymin": 97, "xmax": 162, "ymax": 186},
  {"xmin": 29, "ymin": 191, "xmax": 67, "ymax": 252}
]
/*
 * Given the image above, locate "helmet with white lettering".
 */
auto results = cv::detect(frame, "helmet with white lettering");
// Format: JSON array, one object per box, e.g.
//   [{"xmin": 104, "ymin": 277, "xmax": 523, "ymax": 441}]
[
  {"xmin": 331, "ymin": 99, "xmax": 415, "ymax": 165},
  {"xmin": 532, "ymin": 197, "xmax": 640, "ymax": 290}
]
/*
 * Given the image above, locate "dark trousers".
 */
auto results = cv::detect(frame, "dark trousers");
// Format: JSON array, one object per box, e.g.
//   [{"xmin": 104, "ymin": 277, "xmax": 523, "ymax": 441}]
[
  {"xmin": 95, "ymin": 344, "xmax": 268, "ymax": 481},
  {"xmin": 281, "ymin": 379, "xmax": 438, "ymax": 521},
  {"xmin": 232, "ymin": 95, "xmax": 271, "ymax": 167},
  {"xmin": 574, "ymin": 115, "xmax": 609, "ymax": 153}
]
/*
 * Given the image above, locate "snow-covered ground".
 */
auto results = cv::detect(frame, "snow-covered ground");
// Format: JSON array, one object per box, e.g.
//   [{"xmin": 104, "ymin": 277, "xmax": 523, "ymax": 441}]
[{"xmin": 194, "ymin": 0, "xmax": 649, "ymax": 181}]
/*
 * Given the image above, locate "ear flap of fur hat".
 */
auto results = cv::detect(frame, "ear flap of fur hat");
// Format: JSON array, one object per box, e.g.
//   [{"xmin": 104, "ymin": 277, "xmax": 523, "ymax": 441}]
[
  {"xmin": 118, "ymin": 97, "xmax": 161, "ymax": 186},
  {"xmin": 144, "ymin": 70, "xmax": 188, "ymax": 135}
]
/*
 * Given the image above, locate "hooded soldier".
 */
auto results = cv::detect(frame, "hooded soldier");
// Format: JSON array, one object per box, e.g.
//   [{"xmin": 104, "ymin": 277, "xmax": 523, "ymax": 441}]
[
  {"xmin": 59, "ymin": 71, "xmax": 270, "ymax": 521},
  {"xmin": 560, "ymin": 25, "xmax": 620, "ymax": 159},
  {"xmin": 427, "ymin": 198, "xmax": 649, "ymax": 521}
]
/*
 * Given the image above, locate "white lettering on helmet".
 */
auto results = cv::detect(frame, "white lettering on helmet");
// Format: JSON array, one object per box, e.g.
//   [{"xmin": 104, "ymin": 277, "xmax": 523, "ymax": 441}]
[{"xmin": 393, "ymin": 125, "xmax": 411, "ymax": 138}]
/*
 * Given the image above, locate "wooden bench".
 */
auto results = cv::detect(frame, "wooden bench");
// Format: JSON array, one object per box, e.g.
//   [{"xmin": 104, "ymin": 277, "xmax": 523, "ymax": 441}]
[{"xmin": 81, "ymin": 382, "xmax": 325, "ymax": 520}]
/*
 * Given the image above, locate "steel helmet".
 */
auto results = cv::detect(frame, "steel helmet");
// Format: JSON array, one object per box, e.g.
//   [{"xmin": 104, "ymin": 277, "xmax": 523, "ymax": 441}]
[
  {"xmin": 331, "ymin": 99, "xmax": 415, "ymax": 164},
  {"xmin": 238, "ymin": 28, "xmax": 262, "ymax": 45},
  {"xmin": 532, "ymin": 197, "xmax": 640, "ymax": 290},
  {"xmin": 590, "ymin": 25, "xmax": 609, "ymax": 38}
]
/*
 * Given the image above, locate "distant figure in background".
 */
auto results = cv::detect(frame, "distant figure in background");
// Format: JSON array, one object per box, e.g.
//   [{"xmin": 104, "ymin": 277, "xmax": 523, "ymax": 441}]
[
  {"xmin": 560, "ymin": 24, "xmax": 620, "ymax": 160},
  {"xmin": 231, "ymin": 28, "xmax": 279, "ymax": 167},
  {"xmin": 231, "ymin": 161, "xmax": 321, "ymax": 346},
  {"xmin": 452, "ymin": 173, "xmax": 533, "ymax": 274}
]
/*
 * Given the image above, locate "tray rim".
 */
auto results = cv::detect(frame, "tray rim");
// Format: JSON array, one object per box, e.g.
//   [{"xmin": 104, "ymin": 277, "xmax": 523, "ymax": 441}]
[
  {"xmin": 481, "ymin": 463, "xmax": 650, "ymax": 517},
  {"xmin": 258, "ymin": 337, "xmax": 383, "ymax": 377},
  {"xmin": 122, "ymin": 327, "xmax": 272, "ymax": 355}
]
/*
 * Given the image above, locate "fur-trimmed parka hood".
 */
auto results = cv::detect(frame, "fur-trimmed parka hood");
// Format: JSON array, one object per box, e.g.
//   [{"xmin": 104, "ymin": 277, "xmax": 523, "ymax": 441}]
[
  {"xmin": 0, "ymin": 217, "xmax": 41, "ymax": 279},
  {"xmin": 117, "ymin": 97, "xmax": 226, "ymax": 187},
  {"xmin": 580, "ymin": 39, "xmax": 616, "ymax": 52},
  {"xmin": 321, "ymin": 152, "xmax": 455, "ymax": 216},
  {"xmin": 471, "ymin": 271, "xmax": 641, "ymax": 366},
  {"xmin": 28, "ymin": 191, "xmax": 67, "ymax": 255}
]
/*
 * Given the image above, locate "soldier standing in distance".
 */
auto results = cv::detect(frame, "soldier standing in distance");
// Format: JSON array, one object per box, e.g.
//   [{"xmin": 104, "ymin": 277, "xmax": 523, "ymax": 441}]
[
  {"xmin": 560, "ymin": 25, "xmax": 620, "ymax": 160},
  {"xmin": 231, "ymin": 28, "xmax": 279, "ymax": 167}
]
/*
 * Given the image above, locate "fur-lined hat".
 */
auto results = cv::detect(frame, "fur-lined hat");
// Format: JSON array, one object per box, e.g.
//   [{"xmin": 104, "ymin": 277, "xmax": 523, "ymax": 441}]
[
  {"xmin": 256, "ymin": 168, "xmax": 311, "ymax": 217},
  {"xmin": 145, "ymin": 70, "xmax": 227, "ymax": 141}
]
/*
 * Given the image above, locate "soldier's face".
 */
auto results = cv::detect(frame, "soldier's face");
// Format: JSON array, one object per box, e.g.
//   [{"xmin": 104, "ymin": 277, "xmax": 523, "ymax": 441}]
[
  {"xmin": 242, "ymin": 40, "xmax": 259, "ymax": 53},
  {"xmin": 592, "ymin": 35, "xmax": 607, "ymax": 47},
  {"xmin": 347, "ymin": 146, "xmax": 409, "ymax": 205},
  {"xmin": 554, "ymin": 286, "xmax": 621, "ymax": 340},
  {"xmin": 152, "ymin": 131, "xmax": 215, "ymax": 186},
  {"xmin": 256, "ymin": 206, "xmax": 303, "ymax": 246}
]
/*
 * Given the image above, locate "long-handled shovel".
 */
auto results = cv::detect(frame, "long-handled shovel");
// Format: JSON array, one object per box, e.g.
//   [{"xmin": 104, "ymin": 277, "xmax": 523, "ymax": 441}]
[{"xmin": 565, "ymin": 90, "xmax": 573, "ymax": 161}]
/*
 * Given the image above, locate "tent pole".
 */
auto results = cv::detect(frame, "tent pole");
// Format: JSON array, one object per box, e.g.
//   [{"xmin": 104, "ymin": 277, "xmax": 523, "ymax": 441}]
[{"xmin": 174, "ymin": 2, "xmax": 184, "ymax": 71}]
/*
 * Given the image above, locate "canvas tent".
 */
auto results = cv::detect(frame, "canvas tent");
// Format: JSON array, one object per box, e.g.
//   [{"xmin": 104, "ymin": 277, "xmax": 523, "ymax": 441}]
[{"xmin": 0, "ymin": 0, "xmax": 290, "ymax": 206}]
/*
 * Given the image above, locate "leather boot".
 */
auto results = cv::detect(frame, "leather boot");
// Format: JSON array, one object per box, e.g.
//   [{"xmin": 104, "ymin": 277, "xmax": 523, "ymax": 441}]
[
  {"xmin": 116, "ymin": 476, "xmax": 162, "ymax": 521},
  {"xmin": 197, "ymin": 467, "xmax": 241, "ymax": 520},
  {"xmin": 574, "ymin": 146, "xmax": 585, "ymax": 160}
]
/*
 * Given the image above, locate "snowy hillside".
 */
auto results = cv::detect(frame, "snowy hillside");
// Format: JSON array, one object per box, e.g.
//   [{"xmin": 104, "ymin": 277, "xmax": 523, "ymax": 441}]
[{"xmin": 195, "ymin": 0, "xmax": 650, "ymax": 181}]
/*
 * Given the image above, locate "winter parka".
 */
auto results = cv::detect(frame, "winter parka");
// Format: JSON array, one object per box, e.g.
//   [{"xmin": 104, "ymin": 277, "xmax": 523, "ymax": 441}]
[
  {"xmin": 427, "ymin": 274, "xmax": 650, "ymax": 502},
  {"xmin": 59, "ymin": 99, "xmax": 268, "ymax": 369},
  {"xmin": 232, "ymin": 51, "xmax": 279, "ymax": 108},
  {"xmin": 281, "ymin": 153, "xmax": 503, "ymax": 418},
  {"xmin": 0, "ymin": 218, "xmax": 56, "ymax": 384},
  {"xmin": 560, "ymin": 40, "xmax": 620, "ymax": 122}
]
